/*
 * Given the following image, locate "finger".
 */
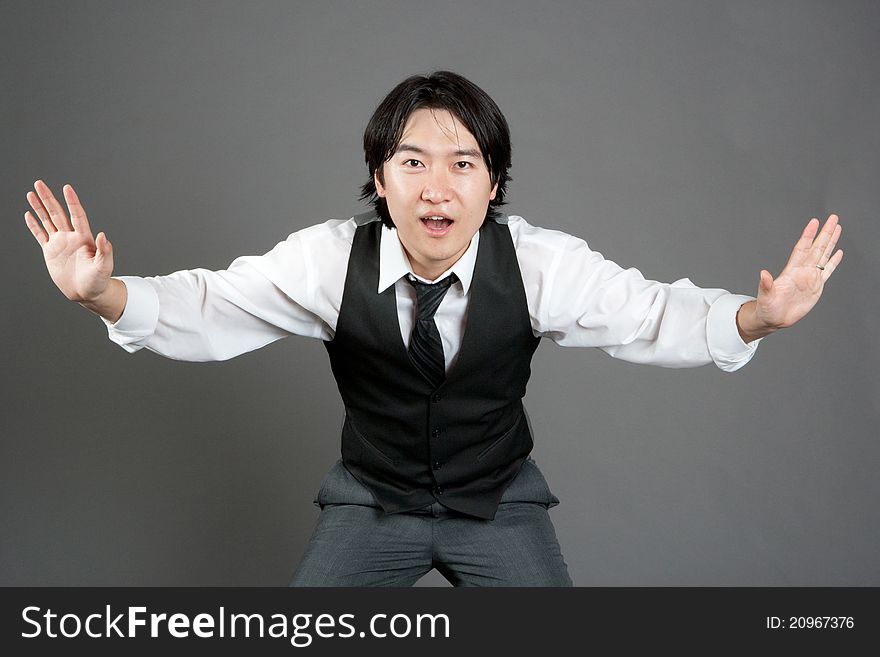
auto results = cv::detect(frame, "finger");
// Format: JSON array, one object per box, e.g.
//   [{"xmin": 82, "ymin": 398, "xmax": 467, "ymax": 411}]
[
  {"xmin": 785, "ymin": 218, "xmax": 819, "ymax": 268},
  {"xmin": 63, "ymin": 184, "xmax": 94, "ymax": 241},
  {"xmin": 99, "ymin": 231, "xmax": 113, "ymax": 253},
  {"xmin": 24, "ymin": 211, "xmax": 49, "ymax": 246},
  {"xmin": 818, "ymin": 223, "xmax": 841, "ymax": 265},
  {"xmin": 27, "ymin": 190, "xmax": 56, "ymax": 234},
  {"xmin": 34, "ymin": 179, "xmax": 73, "ymax": 231},
  {"xmin": 95, "ymin": 232, "xmax": 114, "ymax": 271},
  {"xmin": 821, "ymin": 249, "xmax": 843, "ymax": 282},
  {"xmin": 807, "ymin": 214, "xmax": 839, "ymax": 265}
]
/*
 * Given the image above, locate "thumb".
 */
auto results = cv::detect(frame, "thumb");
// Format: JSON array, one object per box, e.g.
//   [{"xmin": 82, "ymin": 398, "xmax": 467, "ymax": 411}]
[
  {"xmin": 95, "ymin": 232, "xmax": 106, "ymax": 255},
  {"xmin": 759, "ymin": 269, "xmax": 773, "ymax": 294},
  {"xmin": 95, "ymin": 232, "xmax": 114, "ymax": 269}
]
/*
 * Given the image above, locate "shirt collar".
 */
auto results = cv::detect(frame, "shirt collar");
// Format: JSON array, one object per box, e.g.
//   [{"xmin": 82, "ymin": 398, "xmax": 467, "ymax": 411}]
[{"xmin": 378, "ymin": 226, "xmax": 479, "ymax": 295}]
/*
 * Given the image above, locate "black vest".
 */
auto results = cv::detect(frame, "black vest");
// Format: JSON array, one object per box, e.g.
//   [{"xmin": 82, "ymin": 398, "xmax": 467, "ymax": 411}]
[{"xmin": 323, "ymin": 215, "xmax": 541, "ymax": 520}]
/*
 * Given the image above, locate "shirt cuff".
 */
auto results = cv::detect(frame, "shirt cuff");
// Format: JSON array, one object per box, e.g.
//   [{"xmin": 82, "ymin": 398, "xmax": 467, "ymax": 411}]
[
  {"xmin": 706, "ymin": 293, "xmax": 762, "ymax": 372},
  {"xmin": 101, "ymin": 276, "xmax": 159, "ymax": 352}
]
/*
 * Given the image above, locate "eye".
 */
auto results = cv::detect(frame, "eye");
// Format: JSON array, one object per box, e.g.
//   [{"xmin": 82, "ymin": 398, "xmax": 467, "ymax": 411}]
[
  {"xmin": 403, "ymin": 159, "xmax": 423, "ymax": 167},
  {"xmin": 454, "ymin": 161, "xmax": 474, "ymax": 170}
]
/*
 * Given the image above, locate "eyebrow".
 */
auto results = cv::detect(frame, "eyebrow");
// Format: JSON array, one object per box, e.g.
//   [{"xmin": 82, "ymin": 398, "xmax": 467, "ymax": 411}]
[{"xmin": 395, "ymin": 143, "xmax": 482, "ymax": 159}]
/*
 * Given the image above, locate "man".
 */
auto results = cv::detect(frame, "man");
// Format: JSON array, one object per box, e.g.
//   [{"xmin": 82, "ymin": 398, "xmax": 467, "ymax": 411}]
[{"xmin": 23, "ymin": 71, "xmax": 843, "ymax": 586}]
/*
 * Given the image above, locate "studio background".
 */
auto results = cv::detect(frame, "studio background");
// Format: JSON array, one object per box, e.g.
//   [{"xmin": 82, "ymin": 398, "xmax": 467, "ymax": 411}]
[{"xmin": 2, "ymin": 0, "xmax": 877, "ymax": 586}]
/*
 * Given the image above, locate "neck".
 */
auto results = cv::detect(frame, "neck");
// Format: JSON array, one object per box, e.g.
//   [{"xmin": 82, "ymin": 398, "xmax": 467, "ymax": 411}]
[
  {"xmin": 410, "ymin": 263, "xmax": 452, "ymax": 282},
  {"xmin": 406, "ymin": 248, "xmax": 468, "ymax": 282}
]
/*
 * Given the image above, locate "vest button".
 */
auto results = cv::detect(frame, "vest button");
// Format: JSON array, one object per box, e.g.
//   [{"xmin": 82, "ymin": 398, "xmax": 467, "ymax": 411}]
[
  {"xmin": 432, "ymin": 461, "xmax": 442, "ymax": 470},
  {"xmin": 433, "ymin": 485, "xmax": 444, "ymax": 496},
  {"xmin": 431, "ymin": 393, "xmax": 442, "ymax": 403},
  {"xmin": 431, "ymin": 428, "xmax": 441, "ymax": 438}
]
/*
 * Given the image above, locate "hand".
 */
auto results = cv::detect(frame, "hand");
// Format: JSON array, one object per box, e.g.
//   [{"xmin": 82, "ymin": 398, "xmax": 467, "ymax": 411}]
[
  {"xmin": 24, "ymin": 180, "xmax": 115, "ymax": 304},
  {"xmin": 751, "ymin": 214, "xmax": 843, "ymax": 333}
]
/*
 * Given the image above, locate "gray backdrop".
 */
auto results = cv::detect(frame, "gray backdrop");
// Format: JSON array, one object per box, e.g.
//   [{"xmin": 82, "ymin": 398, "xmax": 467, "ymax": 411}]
[{"xmin": 2, "ymin": 0, "xmax": 877, "ymax": 586}]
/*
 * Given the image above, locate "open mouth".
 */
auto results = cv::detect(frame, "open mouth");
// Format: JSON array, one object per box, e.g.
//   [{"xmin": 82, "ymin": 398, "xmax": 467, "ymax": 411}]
[{"xmin": 420, "ymin": 215, "xmax": 454, "ymax": 235}]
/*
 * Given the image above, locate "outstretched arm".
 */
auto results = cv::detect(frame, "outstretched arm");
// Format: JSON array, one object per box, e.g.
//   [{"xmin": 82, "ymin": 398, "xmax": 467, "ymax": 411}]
[
  {"xmin": 23, "ymin": 180, "xmax": 342, "ymax": 361},
  {"xmin": 512, "ymin": 216, "xmax": 757, "ymax": 371},
  {"xmin": 736, "ymin": 214, "xmax": 843, "ymax": 343}
]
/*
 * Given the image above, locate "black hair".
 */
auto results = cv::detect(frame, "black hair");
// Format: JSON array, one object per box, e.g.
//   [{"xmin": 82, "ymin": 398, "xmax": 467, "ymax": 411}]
[{"xmin": 359, "ymin": 70, "xmax": 512, "ymax": 228}]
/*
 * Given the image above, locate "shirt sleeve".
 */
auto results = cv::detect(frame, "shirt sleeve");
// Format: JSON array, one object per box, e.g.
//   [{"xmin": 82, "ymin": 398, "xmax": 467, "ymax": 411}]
[
  {"xmin": 510, "ymin": 216, "xmax": 761, "ymax": 372},
  {"xmin": 101, "ymin": 219, "xmax": 353, "ymax": 361}
]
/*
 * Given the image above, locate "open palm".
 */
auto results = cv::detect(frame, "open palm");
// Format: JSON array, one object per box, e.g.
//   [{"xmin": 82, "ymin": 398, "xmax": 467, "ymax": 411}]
[
  {"xmin": 754, "ymin": 215, "xmax": 843, "ymax": 330},
  {"xmin": 24, "ymin": 180, "xmax": 115, "ymax": 303}
]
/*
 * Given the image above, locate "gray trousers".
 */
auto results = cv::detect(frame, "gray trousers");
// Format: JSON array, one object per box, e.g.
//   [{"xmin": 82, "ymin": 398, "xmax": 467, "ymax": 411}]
[{"xmin": 289, "ymin": 457, "xmax": 573, "ymax": 587}]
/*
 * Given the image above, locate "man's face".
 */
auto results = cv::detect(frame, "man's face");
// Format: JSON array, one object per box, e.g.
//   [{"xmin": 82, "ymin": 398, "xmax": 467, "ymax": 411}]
[{"xmin": 375, "ymin": 108, "xmax": 498, "ymax": 280}]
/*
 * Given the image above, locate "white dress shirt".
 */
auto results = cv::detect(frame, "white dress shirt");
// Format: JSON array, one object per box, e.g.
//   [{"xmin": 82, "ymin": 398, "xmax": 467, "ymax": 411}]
[{"xmin": 103, "ymin": 215, "xmax": 761, "ymax": 372}]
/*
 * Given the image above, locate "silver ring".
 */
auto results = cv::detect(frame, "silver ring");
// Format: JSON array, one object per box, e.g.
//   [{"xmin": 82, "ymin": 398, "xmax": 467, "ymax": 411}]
[{"xmin": 816, "ymin": 264, "xmax": 825, "ymax": 270}]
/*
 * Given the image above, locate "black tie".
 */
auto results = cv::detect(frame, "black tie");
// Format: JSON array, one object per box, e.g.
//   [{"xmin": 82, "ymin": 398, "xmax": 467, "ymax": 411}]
[{"xmin": 406, "ymin": 273, "xmax": 456, "ymax": 389}]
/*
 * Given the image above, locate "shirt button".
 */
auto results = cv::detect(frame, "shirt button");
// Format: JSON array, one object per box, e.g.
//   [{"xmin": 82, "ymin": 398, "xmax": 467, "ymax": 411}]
[
  {"xmin": 431, "ymin": 393, "xmax": 442, "ymax": 403},
  {"xmin": 432, "ymin": 461, "xmax": 442, "ymax": 470},
  {"xmin": 431, "ymin": 428, "xmax": 441, "ymax": 438},
  {"xmin": 433, "ymin": 485, "xmax": 444, "ymax": 496}
]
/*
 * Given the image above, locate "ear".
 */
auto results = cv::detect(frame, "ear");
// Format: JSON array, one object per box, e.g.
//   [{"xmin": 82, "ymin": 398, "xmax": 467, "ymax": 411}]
[
  {"xmin": 489, "ymin": 181, "xmax": 498, "ymax": 201},
  {"xmin": 374, "ymin": 169, "xmax": 386, "ymax": 198}
]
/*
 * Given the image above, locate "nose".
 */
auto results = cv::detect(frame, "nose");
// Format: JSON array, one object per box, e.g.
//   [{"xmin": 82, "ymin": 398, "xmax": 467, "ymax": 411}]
[{"xmin": 420, "ymin": 168, "xmax": 454, "ymax": 203}]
